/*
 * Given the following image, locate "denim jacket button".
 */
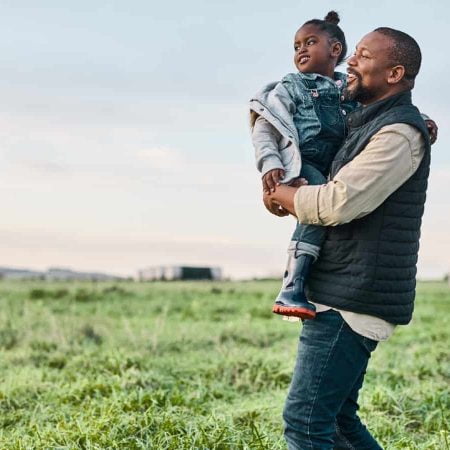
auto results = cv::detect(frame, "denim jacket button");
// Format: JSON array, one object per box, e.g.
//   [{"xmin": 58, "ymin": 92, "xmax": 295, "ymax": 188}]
[
  {"xmin": 259, "ymin": 108, "xmax": 264, "ymax": 112},
  {"xmin": 341, "ymin": 95, "xmax": 345, "ymax": 101},
  {"xmin": 342, "ymin": 110, "xmax": 347, "ymax": 116}
]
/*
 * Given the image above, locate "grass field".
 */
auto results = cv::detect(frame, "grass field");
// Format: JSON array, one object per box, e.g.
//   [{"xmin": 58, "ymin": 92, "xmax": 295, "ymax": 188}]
[{"xmin": 0, "ymin": 280, "xmax": 448, "ymax": 449}]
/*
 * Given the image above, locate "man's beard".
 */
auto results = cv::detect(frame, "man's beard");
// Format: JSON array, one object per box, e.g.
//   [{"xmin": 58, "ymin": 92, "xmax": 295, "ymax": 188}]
[{"xmin": 344, "ymin": 79, "xmax": 376, "ymax": 104}]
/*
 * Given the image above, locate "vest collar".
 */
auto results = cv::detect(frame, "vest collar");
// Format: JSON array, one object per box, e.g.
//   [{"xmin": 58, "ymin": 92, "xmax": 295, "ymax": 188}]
[{"xmin": 347, "ymin": 90, "xmax": 412, "ymax": 128}]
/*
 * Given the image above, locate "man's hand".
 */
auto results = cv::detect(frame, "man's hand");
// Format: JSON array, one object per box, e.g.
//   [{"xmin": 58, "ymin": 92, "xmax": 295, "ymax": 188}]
[
  {"xmin": 425, "ymin": 119, "xmax": 438, "ymax": 145},
  {"xmin": 263, "ymin": 190, "xmax": 290, "ymax": 216},
  {"xmin": 262, "ymin": 169, "xmax": 285, "ymax": 193}
]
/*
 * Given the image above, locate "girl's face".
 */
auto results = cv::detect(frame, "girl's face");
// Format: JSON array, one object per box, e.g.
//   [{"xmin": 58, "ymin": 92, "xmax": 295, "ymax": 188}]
[{"xmin": 293, "ymin": 24, "xmax": 339, "ymax": 76}]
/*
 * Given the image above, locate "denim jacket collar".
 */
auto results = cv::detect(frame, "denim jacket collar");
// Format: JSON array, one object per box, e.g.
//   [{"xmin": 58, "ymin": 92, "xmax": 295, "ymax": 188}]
[{"xmin": 298, "ymin": 71, "xmax": 347, "ymax": 87}]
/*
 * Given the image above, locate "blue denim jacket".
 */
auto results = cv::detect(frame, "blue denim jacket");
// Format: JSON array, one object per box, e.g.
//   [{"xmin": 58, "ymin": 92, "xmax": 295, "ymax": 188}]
[{"xmin": 250, "ymin": 71, "xmax": 358, "ymax": 183}]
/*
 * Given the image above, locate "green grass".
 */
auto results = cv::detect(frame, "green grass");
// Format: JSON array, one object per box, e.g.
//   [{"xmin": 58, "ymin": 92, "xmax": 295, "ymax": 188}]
[{"xmin": 0, "ymin": 280, "xmax": 448, "ymax": 449}]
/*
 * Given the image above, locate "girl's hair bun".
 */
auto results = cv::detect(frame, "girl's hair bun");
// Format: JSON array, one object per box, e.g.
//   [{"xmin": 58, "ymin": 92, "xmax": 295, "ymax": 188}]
[{"xmin": 324, "ymin": 11, "xmax": 340, "ymax": 25}]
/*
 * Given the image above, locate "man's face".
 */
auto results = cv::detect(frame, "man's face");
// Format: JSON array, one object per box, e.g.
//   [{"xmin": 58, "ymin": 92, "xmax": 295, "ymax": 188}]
[
  {"xmin": 345, "ymin": 31, "xmax": 395, "ymax": 105},
  {"xmin": 293, "ymin": 24, "xmax": 334, "ymax": 75}
]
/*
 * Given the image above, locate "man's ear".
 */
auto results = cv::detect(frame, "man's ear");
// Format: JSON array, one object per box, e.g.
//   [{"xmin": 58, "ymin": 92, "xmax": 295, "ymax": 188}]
[
  {"xmin": 331, "ymin": 42, "xmax": 343, "ymax": 60},
  {"xmin": 387, "ymin": 65, "xmax": 406, "ymax": 85}
]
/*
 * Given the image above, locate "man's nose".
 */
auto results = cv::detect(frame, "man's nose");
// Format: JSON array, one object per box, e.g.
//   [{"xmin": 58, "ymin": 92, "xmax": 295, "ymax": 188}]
[{"xmin": 347, "ymin": 54, "xmax": 357, "ymax": 66}]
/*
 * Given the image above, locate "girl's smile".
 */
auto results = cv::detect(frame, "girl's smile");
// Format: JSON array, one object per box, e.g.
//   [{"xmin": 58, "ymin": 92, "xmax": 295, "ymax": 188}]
[{"xmin": 298, "ymin": 55, "xmax": 311, "ymax": 65}]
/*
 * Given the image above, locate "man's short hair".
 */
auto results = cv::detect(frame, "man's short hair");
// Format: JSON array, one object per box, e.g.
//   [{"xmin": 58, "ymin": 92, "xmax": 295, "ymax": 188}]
[{"xmin": 374, "ymin": 27, "xmax": 422, "ymax": 84}]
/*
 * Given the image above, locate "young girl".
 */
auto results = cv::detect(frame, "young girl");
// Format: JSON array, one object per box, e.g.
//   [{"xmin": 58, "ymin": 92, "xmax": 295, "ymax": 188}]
[{"xmin": 250, "ymin": 11, "xmax": 358, "ymax": 320}]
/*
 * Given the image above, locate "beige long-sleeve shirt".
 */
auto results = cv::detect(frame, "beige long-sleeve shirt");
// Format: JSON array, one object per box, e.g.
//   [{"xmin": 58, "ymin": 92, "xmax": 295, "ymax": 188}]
[
  {"xmin": 294, "ymin": 123, "xmax": 425, "ymax": 226},
  {"xmin": 294, "ymin": 123, "xmax": 426, "ymax": 341}
]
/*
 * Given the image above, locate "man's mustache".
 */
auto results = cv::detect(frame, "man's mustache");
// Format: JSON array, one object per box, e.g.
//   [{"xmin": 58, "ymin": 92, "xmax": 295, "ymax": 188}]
[{"xmin": 347, "ymin": 69, "xmax": 362, "ymax": 80}]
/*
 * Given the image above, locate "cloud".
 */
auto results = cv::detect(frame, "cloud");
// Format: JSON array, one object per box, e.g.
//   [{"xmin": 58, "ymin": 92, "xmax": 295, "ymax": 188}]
[
  {"xmin": 0, "ymin": 226, "xmax": 286, "ymax": 279},
  {"xmin": 1, "ymin": 166, "xmax": 448, "ymax": 280},
  {"xmin": 136, "ymin": 147, "xmax": 184, "ymax": 171}
]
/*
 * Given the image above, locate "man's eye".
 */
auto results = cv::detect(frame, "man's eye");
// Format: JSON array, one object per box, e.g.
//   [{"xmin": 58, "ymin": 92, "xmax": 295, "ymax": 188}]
[
  {"xmin": 307, "ymin": 39, "xmax": 316, "ymax": 45},
  {"xmin": 294, "ymin": 46, "xmax": 299, "ymax": 51}
]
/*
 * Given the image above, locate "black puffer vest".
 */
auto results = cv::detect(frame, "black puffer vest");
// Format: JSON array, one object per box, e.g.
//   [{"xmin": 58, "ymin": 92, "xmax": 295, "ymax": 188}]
[{"xmin": 306, "ymin": 91, "xmax": 431, "ymax": 325}]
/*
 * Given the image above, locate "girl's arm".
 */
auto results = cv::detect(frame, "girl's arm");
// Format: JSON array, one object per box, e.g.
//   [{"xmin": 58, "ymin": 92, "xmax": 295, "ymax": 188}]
[{"xmin": 252, "ymin": 116, "xmax": 286, "ymax": 192}]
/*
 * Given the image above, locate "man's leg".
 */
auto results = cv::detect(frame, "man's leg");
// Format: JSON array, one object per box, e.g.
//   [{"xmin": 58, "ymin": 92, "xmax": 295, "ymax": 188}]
[
  {"xmin": 333, "ymin": 365, "xmax": 383, "ymax": 450},
  {"xmin": 283, "ymin": 310, "xmax": 381, "ymax": 450}
]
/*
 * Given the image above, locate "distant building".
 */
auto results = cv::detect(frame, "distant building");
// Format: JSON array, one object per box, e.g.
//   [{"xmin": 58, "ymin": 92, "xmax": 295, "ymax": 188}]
[{"xmin": 138, "ymin": 265, "xmax": 222, "ymax": 281}]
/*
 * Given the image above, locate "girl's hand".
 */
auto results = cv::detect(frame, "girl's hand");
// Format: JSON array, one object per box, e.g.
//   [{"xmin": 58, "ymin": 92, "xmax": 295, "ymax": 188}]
[
  {"xmin": 262, "ymin": 169, "xmax": 285, "ymax": 193},
  {"xmin": 289, "ymin": 177, "xmax": 309, "ymax": 188}
]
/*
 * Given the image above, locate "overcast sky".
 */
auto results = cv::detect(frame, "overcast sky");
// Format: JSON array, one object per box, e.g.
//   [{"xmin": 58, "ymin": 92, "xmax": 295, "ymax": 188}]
[{"xmin": 1, "ymin": 0, "xmax": 449, "ymax": 279}]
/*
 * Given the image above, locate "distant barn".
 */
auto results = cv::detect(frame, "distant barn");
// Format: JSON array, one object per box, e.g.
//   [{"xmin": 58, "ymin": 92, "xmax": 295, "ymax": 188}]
[{"xmin": 138, "ymin": 266, "xmax": 222, "ymax": 281}]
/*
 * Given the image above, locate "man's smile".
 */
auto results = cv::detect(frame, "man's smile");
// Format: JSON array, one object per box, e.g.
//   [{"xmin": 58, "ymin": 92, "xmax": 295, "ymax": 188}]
[{"xmin": 347, "ymin": 69, "xmax": 360, "ymax": 85}]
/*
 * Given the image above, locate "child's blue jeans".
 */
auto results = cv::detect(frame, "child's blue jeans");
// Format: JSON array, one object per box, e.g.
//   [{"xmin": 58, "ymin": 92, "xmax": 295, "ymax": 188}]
[{"xmin": 291, "ymin": 163, "xmax": 327, "ymax": 252}]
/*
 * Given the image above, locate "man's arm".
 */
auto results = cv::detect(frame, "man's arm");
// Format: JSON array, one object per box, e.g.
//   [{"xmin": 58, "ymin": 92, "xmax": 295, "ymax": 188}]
[{"xmin": 265, "ymin": 123, "xmax": 425, "ymax": 225}]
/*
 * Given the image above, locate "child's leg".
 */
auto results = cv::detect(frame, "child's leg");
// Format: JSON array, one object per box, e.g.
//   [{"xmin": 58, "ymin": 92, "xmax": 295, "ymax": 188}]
[
  {"xmin": 273, "ymin": 164, "xmax": 327, "ymax": 320},
  {"xmin": 292, "ymin": 163, "xmax": 328, "ymax": 253}
]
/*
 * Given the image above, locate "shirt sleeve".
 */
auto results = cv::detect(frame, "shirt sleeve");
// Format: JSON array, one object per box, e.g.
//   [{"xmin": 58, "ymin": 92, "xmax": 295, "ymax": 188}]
[
  {"xmin": 252, "ymin": 115, "xmax": 285, "ymax": 176},
  {"xmin": 294, "ymin": 124, "xmax": 426, "ymax": 226}
]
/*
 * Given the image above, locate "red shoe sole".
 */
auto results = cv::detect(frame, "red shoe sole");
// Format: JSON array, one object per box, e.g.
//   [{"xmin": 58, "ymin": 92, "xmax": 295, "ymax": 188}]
[{"xmin": 272, "ymin": 304, "xmax": 316, "ymax": 320}]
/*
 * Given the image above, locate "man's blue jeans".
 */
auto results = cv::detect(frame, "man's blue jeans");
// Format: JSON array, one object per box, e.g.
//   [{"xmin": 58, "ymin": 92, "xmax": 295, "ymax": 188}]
[{"xmin": 283, "ymin": 310, "xmax": 383, "ymax": 450}]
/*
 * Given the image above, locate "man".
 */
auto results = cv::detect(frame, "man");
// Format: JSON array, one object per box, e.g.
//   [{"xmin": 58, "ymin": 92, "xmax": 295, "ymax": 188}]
[{"xmin": 264, "ymin": 28, "xmax": 435, "ymax": 449}]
